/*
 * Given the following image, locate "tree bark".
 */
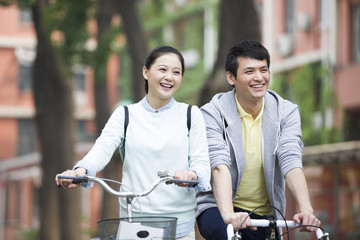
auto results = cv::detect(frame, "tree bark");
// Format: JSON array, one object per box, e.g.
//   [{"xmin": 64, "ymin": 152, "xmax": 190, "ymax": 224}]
[
  {"xmin": 95, "ymin": 0, "xmax": 121, "ymax": 220},
  {"xmin": 32, "ymin": 0, "xmax": 80, "ymax": 239},
  {"xmin": 199, "ymin": 0, "xmax": 260, "ymax": 106},
  {"xmin": 117, "ymin": 0, "xmax": 148, "ymax": 102}
]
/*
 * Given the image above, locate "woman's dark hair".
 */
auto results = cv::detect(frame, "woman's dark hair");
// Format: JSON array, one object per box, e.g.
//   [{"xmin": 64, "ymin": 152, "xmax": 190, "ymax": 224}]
[
  {"xmin": 143, "ymin": 46, "xmax": 185, "ymax": 93},
  {"xmin": 225, "ymin": 40, "xmax": 270, "ymax": 78}
]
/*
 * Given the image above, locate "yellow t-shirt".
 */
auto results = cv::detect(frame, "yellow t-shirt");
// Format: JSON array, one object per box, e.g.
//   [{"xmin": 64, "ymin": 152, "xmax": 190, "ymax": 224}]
[{"xmin": 232, "ymin": 96, "xmax": 273, "ymax": 216}]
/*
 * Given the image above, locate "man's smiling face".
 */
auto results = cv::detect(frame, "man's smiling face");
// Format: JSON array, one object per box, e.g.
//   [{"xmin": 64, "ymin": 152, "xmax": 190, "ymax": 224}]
[{"xmin": 227, "ymin": 57, "xmax": 270, "ymax": 104}]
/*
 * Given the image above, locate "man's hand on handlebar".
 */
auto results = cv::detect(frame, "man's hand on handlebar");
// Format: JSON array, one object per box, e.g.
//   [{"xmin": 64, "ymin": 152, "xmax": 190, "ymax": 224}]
[
  {"xmin": 223, "ymin": 211, "xmax": 257, "ymax": 232},
  {"xmin": 293, "ymin": 210, "xmax": 321, "ymax": 233},
  {"xmin": 173, "ymin": 169, "xmax": 198, "ymax": 187},
  {"xmin": 55, "ymin": 168, "xmax": 87, "ymax": 189}
]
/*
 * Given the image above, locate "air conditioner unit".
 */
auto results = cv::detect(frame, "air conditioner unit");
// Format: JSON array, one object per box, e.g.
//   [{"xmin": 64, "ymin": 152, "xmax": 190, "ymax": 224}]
[
  {"xmin": 296, "ymin": 12, "xmax": 311, "ymax": 31},
  {"xmin": 277, "ymin": 34, "xmax": 293, "ymax": 57}
]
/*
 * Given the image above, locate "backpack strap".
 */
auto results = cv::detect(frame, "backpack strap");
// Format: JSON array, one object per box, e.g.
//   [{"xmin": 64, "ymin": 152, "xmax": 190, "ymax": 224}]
[
  {"xmin": 124, "ymin": 106, "xmax": 129, "ymax": 137},
  {"xmin": 187, "ymin": 105, "xmax": 192, "ymax": 135},
  {"xmin": 121, "ymin": 106, "xmax": 129, "ymax": 160},
  {"xmin": 122, "ymin": 105, "xmax": 191, "ymax": 157}
]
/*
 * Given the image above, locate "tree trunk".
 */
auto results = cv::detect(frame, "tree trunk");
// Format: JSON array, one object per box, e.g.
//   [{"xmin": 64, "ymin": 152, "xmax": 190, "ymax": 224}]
[
  {"xmin": 32, "ymin": 1, "xmax": 80, "ymax": 239},
  {"xmin": 95, "ymin": 0, "xmax": 122, "ymax": 220},
  {"xmin": 117, "ymin": 0, "xmax": 148, "ymax": 102},
  {"xmin": 199, "ymin": 0, "xmax": 260, "ymax": 106}
]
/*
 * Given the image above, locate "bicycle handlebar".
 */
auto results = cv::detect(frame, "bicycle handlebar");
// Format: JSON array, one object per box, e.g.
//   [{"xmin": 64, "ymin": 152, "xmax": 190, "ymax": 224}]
[
  {"xmin": 58, "ymin": 170, "xmax": 199, "ymax": 199},
  {"xmin": 226, "ymin": 219, "xmax": 330, "ymax": 240}
]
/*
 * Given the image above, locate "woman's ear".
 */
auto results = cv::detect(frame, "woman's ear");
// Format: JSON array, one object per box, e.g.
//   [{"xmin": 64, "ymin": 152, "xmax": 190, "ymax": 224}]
[
  {"xmin": 142, "ymin": 66, "xmax": 149, "ymax": 80},
  {"xmin": 226, "ymin": 71, "xmax": 235, "ymax": 86}
]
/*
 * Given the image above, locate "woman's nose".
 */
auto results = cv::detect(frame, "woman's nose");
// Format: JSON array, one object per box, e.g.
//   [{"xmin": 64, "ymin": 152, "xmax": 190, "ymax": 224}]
[{"xmin": 165, "ymin": 72, "xmax": 173, "ymax": 80}]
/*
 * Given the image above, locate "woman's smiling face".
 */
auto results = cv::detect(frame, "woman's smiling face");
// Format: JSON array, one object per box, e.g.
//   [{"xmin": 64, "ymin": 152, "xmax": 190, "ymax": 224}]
[{"xmin": 143, "ymin": 53, "xmax": 183, "ymax": 109}]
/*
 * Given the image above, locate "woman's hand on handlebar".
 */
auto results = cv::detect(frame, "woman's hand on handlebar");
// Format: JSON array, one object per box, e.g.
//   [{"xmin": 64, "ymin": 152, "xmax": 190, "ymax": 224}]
[
  {"xmin": 55, "ymin": 168, "xmax": 87, "ymax": 189},
  {"xmin": 173, "ymin": 169, "xmax": 198, "ymax": 187}
]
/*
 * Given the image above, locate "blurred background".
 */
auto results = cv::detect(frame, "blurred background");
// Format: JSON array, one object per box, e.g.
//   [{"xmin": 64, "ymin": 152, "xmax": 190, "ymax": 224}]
[{"xmin": 0, "ymin": 0, "xmax": 359, "ymax": 239}]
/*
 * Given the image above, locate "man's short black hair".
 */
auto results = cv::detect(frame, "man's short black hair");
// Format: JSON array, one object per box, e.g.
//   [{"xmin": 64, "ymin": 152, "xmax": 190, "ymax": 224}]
[{"xmin": 225, "ymin": 40, "xmax": 270, "ymax": 78}]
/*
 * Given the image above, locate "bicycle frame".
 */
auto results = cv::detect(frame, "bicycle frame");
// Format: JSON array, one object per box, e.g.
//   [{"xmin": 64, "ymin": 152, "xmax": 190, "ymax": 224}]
[{"xmin": 226, "ymin": 219, "xmax": 330, "ymax": 240}]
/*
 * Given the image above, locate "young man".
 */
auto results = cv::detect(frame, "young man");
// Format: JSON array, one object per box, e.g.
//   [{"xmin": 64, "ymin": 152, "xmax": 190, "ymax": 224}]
[{"xmin": 196, "ymin": 40, "xmax": 321, "ymax": 239}]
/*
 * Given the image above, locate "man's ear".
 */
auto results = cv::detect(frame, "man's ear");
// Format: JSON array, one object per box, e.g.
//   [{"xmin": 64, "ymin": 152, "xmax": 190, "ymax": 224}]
[
  {"xmin": 226, "ymin": 71, "xmax": 235, "ymax": 86},
  {"xmin": 142, "ymin": 66, "xmax": 149, "ymax": 80}
]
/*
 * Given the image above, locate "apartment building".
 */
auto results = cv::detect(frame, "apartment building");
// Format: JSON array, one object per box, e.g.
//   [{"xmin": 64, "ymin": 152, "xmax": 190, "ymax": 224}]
[
  {"xmin": 0, "ymin": 4, "xmax": 120, "ymax": 240},
  {"xmin": 258, "ymin": 0, "xmax": 360, "ymax": 239}
]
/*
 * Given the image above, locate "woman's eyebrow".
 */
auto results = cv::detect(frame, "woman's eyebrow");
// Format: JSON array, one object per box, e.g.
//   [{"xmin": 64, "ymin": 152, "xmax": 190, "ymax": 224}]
[{"xmin": 157, "ymin": 64, "xmax": 181, "ymax": 71}]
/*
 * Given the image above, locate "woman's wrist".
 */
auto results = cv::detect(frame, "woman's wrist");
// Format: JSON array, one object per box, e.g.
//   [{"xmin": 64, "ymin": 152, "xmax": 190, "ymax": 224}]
[{"xmin": 74, "ymin": 167, "xmax": 87, "ymax": 176}]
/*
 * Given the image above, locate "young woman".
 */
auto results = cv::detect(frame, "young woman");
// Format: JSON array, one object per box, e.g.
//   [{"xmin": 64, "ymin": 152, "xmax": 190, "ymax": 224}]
[{"xmin": 55, "ymin": 46, "xmax": 211, "ymax": 239}]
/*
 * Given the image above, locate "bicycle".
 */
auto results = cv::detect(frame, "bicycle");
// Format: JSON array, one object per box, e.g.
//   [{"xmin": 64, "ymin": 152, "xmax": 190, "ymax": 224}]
[
  {"xmin": 226, "ymin": 217, "xmax": 330, "ymax": 240},
  {"xmin": 58, "ymin": 169, "xmax": 198, "ymax": 240}
]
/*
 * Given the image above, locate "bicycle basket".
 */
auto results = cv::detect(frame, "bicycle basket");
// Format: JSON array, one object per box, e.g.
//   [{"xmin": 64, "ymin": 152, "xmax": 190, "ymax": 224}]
[{"xmin": 97, "ymin": 216, "xmax": 177, "ymax": 240}]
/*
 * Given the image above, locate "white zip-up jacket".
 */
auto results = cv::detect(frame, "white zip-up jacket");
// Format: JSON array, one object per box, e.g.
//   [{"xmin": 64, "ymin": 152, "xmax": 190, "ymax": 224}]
[{"xmin": 196, "ymin": 89, "xmax": 304, "ymax": 220}]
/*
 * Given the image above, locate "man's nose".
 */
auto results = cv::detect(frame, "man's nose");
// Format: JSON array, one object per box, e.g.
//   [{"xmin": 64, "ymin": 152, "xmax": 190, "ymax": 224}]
[{"xmin": 254, "ymin": 71, "xmax": 263, "ymax": 80}]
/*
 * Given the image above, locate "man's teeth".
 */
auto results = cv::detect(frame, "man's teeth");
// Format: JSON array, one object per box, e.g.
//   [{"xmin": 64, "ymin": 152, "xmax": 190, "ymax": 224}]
[{"xmin": 252, "ymin": 84, "xmax": 264, "ymax": 88}]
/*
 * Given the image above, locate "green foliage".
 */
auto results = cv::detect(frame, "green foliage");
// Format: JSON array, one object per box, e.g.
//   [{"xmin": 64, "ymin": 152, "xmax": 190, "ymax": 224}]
[
  {"xmin": 20, "ymin": 228, "xmax": 39, "ymax": 240},
  {"xmin": 0, "ymin": 0, "xmax": 15, "ymax": 6},
  {"xmin": 93, "ymin": 25, "xmax": 123, "ymax": 86},
  {"xmin": 44, "ymin": 0, "xmax": 94, "ymax": 67},
  {"xmin": 271, "ymin": 63, "xmax": 340, "ymax": 146},
  {"xmin": 134, "ymin": 0, "xmax": 220, "ymax": 104},
  {"xmin": 139, "ymin": 1, "xmax": 210, "ymax": 32},
  {"xmin": 118, "ymin": 48, "xmax": 133, "ymax": 102}
]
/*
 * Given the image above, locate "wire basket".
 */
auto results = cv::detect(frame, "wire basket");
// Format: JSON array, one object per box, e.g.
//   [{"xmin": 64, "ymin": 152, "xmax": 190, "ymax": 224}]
[{"xmin": 97, "ymin": 217, "xmax": 178, "ymax": 240}]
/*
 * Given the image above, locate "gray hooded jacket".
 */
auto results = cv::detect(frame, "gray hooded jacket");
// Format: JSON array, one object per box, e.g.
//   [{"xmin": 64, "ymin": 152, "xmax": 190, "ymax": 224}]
[{"xmin": 196, "ymin": 89, "xmax": 304, "ymax": 220}]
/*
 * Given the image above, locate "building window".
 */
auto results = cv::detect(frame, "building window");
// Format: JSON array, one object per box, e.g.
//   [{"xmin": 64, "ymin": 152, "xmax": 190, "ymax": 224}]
[
  {"xmin": 254, "ymin": 2, "xmax": 262, "ymax": 31},
  {"xmin": 73, "ymin": 65, "xmax": 86, "ymax": 91},
  {"xmin": 5, "ymin": 181, "xmax": 21, "ymax": 225},
  {"xmin": 18, "ymin": 64, "xmax": 33, "ymax": 91},
  {"xmin": 19, "ymin": 6, "xmax": 32, "ymax": 23},
  {"xmin": 286, "ymin": 0, "xmax": 294, "ymax": 35},
  {"xmin": 346, "ymin": 110, "xmax": 360, "ymax": 140},
  {"xmin": 354, "ymin": 4, "xmax": 360, "ymax": 62},
  {"xmin": 73, "ymin": 72, "xmax": 86, "ymax": 91},
  {"xmin": 317, "ymin": 0, "xmax": 322, "ymax": 25},
  {"xmin": 77, "ymin": 120, "xmax": 87, "ymax": 141},
  {"xmin": 17, "ymin": 119, "xmax": 36, "ymax": 156}
]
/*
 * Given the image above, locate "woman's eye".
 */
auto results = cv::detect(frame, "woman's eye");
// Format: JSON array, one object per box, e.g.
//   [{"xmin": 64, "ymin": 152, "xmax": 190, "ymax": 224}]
[{"xmin": 174, "ymin": 71, "xmax": 181, "ymax": 75}]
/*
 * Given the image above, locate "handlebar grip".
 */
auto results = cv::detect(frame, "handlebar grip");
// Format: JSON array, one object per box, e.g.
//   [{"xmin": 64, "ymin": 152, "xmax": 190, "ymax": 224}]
[
  {"xmin": 58, "ymin": 176, "xmax": 88, "ymax": 184},
  {"xmin": 167, "ymin": 179, "xmax": 198, "ymax": 187}
]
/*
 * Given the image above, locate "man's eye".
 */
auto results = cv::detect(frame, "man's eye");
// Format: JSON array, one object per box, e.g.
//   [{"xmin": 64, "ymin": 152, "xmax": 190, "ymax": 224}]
[
  {"xmin": 261, "ymin": 68, "xmax": 269, "ymax": 72},
  {"xmin": 245, "ymin": 71, "xmax": 253, "ymax": 74}
]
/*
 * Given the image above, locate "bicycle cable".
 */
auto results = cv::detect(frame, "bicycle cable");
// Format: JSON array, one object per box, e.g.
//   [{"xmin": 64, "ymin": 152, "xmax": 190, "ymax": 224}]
[
  {"xmin": 276, "ymin": 224, "xmax": 327, "ymax": 240},
  {"xmin": 238, "ymin": 204, "xmax": 290, "ymax": 240},
  {"xmin": 97, "ymin": 178, "xmax": 144, "ymax": 218}
]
